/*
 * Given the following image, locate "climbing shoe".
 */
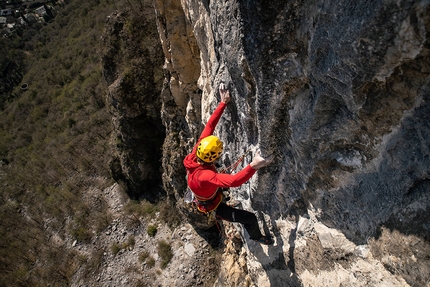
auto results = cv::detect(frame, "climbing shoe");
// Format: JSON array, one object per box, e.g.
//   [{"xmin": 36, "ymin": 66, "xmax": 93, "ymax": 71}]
[{"xmin": 255, "ymin": 236, "xmax": 274, "ymax": 245}]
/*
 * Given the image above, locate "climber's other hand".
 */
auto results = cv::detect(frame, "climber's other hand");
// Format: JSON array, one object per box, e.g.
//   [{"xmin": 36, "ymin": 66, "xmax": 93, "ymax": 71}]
[
  {"xmin": 219, "ymin": 83, "xmax": 231, "ymax": 104},
  {"xmin": 250, "ymin": 151, "xmax": 274, "ymax": 170}
]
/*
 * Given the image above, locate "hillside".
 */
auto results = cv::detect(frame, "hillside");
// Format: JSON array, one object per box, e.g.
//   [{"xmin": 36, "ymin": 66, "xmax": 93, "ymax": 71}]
[{"xmin": 0, "ymin": 0, "xmax": 117, "ymax": 285}]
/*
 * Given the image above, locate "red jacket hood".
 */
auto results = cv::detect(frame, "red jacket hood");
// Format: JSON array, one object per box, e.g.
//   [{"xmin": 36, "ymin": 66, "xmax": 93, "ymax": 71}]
[{"xmin": 183, "ymin": 152, "xmax": 200, "ymax": 171}]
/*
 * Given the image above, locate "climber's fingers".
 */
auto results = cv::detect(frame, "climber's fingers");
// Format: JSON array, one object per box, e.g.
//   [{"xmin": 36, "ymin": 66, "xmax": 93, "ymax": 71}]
[{"xmin": 219, "ymin": 83, "xmax": 230, "ymax": 104}]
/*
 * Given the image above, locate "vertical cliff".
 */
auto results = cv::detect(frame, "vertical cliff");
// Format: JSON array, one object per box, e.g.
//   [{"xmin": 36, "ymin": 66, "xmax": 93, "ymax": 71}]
[
  {"xmin": 101, "ymin": 6, "xmax": 166, "ymax": 201},
  {"xmin": 155, "ymin": 0, "xmax": 430, "ymax": 286},
  {"xmin": 154, "ymin": 0, "xmax": 202, "ymax": 201}
]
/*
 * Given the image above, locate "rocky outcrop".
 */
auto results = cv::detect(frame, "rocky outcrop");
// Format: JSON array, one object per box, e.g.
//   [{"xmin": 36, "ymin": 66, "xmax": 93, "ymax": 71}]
[
  {"xmin": 100, "ymin": 9, "xmax": 166, "ymax": 201},
  {"xmin": 155, "ymin": 0, "xmax": 430, "ymax": 286},
  {"xmin": 154, "ymin": 0, "xmax": 202, "ymax": 201}
]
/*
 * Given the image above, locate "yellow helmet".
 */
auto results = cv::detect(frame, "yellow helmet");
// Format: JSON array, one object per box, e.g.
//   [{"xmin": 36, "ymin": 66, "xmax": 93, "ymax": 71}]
[{"xmin": 196, "ymin": 135, "xmax": 223, "ymax": 163}]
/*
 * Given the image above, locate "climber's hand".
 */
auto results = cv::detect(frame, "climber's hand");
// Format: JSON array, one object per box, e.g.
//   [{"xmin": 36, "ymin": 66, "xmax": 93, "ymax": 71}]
[
  {"xmin": 250, "ymin": 151, "xmax": 274, "ymax": 170},
  {"xmin": 219, "ymin": 83, "xmax": 231, "ymax": 104}
]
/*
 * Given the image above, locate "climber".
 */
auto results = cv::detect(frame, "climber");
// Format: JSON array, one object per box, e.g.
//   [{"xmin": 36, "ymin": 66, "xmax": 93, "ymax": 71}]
[{"xmin": 183, "ymin": 83, "xmax": 274, "ymax": 245}]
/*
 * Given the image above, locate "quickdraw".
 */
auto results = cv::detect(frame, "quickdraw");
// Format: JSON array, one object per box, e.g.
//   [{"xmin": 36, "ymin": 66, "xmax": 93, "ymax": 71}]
[{"xmin": 219, "ymin": 148, "xmax": 252, "ymax": 174}]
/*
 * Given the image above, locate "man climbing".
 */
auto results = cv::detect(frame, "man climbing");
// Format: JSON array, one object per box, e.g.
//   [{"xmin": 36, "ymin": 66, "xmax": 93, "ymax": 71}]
[{"xmin": 183, "ymin": 83, "xmax": 274, "ymax": 245}]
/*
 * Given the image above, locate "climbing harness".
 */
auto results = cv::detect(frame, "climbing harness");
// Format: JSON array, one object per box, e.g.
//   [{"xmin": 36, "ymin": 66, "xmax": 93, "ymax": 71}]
[
  {"xmin": 182, "ymin": 187, "xmax": 219, "ymax": 227},
  {"xmin": 194, "ymin": 190, "xmax": 223, "ymax": 214}
]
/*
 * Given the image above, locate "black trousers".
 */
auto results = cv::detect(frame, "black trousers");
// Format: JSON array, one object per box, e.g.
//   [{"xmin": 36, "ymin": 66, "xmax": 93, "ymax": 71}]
[{"xmin": 215, "ymin": 202, "xmax": 262, "ymax": 240}]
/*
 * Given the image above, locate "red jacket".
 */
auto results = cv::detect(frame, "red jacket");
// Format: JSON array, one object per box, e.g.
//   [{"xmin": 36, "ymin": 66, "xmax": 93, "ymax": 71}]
[{"xmin": 183, "ymin": 102, "xmax": 256, "ymax": 205}]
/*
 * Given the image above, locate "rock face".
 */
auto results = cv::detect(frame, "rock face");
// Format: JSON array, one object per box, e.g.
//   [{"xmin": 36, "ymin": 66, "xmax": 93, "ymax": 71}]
[
  {"xmin": 100, "ymin": 9, "xmax": 166, "ymax": 201},
  {"xmin": 154, "ymin": 0, "xmax": 202, "ymax": 201},
  {"xmin": 155, "ymin": 0, "xmax": 430, "ymax": 286}
]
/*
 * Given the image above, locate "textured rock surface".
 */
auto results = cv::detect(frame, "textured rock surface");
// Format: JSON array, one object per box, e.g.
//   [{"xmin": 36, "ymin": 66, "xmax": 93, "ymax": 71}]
[
  {"xmin": 154, "ymin": 0, "xmax": 203, "ymax": 202},
  {"xmin": 155, "ymin": 0, "xmax": 430, "ymax": 286},
  {"xmin": 100, "ymin": 9, "xmax": 166, "ymax": 201}
]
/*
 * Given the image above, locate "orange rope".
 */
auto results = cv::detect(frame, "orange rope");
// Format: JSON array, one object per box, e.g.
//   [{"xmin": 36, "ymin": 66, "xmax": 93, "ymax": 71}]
[{"xmin": 220, "ymin": 148, "xmax": 251, "ymax": 174}]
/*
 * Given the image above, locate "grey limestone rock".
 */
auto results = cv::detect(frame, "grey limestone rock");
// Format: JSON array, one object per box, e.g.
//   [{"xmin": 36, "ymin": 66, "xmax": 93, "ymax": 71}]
[{"xmin": 155, "ymin": 0, "xmax": 430, "ymax": 286}]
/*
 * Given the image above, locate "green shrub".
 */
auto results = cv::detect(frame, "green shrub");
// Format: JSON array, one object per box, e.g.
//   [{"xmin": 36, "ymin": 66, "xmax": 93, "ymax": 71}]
[
  {"xmin": 94, "ymin": 213, "xmax": 113, "ymax": 233},
  {"xmin": 124, "ymin": 200, "xmax": 157, "ymax": 218},
  {"xmin": 111, "ymin": 243, "xmax": 121, "ymax": 256},
  {"xmin": 111, "ymin": 236, "xmax": 135, "ymax": 256},
  {"xmin": 138, "ymin": 251, "xmax": 149, "ymax": 262},
  {"xmin": 146, "ymin": 225, "xmax": 157, "ymax": 237},
  {"xmin": 70, "ymin": 225, "xmax": 92, "ymax": 242},
  {"xmin": 146, "ymin": 256, "xmax": 155, "ymax": 268},
  {"xmin": 77, "ymin": 254, "xmax": 88, "ymax": 263},
  {"xmin": 157, "ymin": 240, "xmax": 173, "ymax": 269},
  {"xmin": 138, "ymin": 251, "xmax": 156, "ymax": 268},
  {"xmin": 126, "ymin": 235, "xmax": 136, "ymax": 249}
]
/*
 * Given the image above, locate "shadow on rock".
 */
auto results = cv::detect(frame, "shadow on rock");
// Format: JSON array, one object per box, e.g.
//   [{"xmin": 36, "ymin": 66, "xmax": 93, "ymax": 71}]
[{"xmin": 248, "ymin": 214, "xmax": 303, "ymax": 287}]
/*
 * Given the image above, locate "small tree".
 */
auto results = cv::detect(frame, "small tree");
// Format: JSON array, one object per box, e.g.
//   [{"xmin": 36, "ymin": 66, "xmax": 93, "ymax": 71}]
[{"xmin": 146, "ymin": 225, "xmax": 157, "ymax": 237}]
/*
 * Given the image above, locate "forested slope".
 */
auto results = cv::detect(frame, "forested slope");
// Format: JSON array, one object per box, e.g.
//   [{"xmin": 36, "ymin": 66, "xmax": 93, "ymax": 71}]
[{"xmin": 0, "ymin": 1, "xmax": 117, "ymax": 285}]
